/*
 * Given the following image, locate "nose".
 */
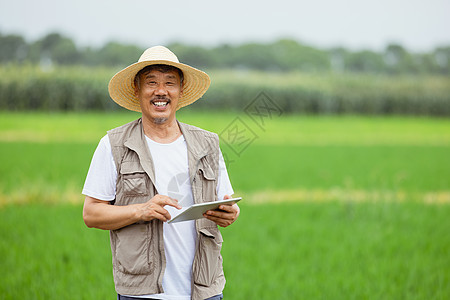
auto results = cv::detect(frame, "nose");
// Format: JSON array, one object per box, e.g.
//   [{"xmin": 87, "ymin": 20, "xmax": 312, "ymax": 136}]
[{"xmin": 155, "ymin": 83, "xmax": 168, "ymax": 96}]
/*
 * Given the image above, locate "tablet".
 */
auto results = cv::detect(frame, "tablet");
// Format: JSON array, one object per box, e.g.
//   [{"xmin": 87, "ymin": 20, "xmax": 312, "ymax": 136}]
[{"xmin": 168, "ymin": 197, "xmax": 241, "ymax": 224}]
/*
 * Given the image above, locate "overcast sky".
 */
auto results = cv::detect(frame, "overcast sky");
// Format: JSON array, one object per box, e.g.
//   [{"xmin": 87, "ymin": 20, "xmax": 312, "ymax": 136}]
[{"xmin": 1, "ymin": 0, "xmax": 449, "ymax": 52}]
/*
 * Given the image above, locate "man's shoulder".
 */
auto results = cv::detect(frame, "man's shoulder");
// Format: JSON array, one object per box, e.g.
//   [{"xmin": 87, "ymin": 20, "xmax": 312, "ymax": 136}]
[
  {"xmin": 178, "ymin": 121, "xmax": 218, "ymax": 140},
  {"xmin": 106, "ymin": 118, "xmax": 142, "ymax": 148},
  {"xmin": 179, "ymin": 122, "xmax": 220, "ymax": 155},
  {"xmin": 107, "ymin": 118, "xmax": 141, "ymax": 136}
]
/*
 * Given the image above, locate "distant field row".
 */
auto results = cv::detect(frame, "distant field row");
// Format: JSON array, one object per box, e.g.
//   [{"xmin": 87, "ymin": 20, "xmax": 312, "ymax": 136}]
[{"xmin": 1, "ymin": 65, "xmax": 449, "ymax": 115}]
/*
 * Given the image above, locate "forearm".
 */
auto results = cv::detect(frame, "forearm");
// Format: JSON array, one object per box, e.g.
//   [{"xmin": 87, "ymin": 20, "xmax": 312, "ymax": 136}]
[{"xmin": 83, "ymin": 196, "xmax": 141, "ymax": 230}]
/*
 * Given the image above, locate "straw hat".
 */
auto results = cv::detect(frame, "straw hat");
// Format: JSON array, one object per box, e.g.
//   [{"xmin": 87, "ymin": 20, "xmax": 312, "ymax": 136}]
[{"xmin": 108, "ymin": 46, "xmax": 211, "ymax": 112}]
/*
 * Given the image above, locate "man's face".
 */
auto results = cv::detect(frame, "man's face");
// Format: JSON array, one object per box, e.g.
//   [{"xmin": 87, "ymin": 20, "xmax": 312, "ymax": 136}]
[{"xmin": 135, "ymin": 69, "xmax": 183, "ymax": 125}]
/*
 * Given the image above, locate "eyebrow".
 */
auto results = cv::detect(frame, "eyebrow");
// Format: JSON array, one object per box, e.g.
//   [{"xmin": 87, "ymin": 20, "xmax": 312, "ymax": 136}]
[{"xmin": 144, "ymin": 73, "xmax": 178, "ymax": 80}]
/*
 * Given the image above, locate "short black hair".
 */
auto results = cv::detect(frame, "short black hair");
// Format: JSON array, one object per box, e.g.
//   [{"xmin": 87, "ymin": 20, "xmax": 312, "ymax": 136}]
[{"xmin": 134, "ymin": 64, "xmax": 184, "ymax": 89}]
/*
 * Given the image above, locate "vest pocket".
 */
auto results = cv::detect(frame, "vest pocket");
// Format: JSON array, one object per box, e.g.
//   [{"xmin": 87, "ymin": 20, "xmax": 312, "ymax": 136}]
[
  {"xmin": 198, "ymin": 163, "xmax": 217, "ymax": 203},
  {"xmin": 113, "ymin": 224, "xmax": 153, "ymax": 275},
  {"xmin": 120, "ymin": 162, "xmax": 148, "ymax": 196},
  {"xmin": 193, "ymin": 227, "xmax": 223, "ymax": 287}
]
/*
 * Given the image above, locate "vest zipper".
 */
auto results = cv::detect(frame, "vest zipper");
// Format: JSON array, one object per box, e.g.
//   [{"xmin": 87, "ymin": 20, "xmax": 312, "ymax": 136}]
[
  {"xmin": 191, "ymin": 220, "xmax": 200, "ymax": 298},
  {"xmin": 157, "ymin": 221, "xmax": 165, "ymax": 294}
]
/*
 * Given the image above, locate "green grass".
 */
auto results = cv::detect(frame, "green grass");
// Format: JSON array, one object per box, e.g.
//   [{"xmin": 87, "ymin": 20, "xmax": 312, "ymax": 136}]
[
  {"xmin": 1, "ymin": 142, "xmax": 447, "ymax": 201},
  {"xmin": 0, "ymin": 202, "xmax": 448, "ymax": 299},
  {"xmin": 230, "ymin": 144, "xmax": 450, "ymax": 193},
  {"xmin": 0, "ymin": 112, "xmax": 449, "ymax": 299},
  {"xmin": 0, "ymin": 204, "xmax": 115, "ymax": 299},
  {"xmin": 1, "ymin": 111, "xmax": 449, "ymax": 145},
  {"xmin": 0, "ymin": 112, "xmax": 449, "ymax": 202},
  {"xmin": 222, "ymin": 201, "xmax": 450, "ymax": 299}
]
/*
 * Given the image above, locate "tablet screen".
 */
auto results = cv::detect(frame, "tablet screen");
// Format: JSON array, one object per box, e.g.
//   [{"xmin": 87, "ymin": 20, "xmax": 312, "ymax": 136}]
[{"xmin": 168, "ymin": 197, "xmax": 241, "ymax": 224}]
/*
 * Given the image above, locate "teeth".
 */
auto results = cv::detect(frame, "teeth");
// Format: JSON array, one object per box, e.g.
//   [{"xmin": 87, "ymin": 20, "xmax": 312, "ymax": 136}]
[{"xmin": 154, "ymin": 102, "xmax": 168, "ymax": 107}]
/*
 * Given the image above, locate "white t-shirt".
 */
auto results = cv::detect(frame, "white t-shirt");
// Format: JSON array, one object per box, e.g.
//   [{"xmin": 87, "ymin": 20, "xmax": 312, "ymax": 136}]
[{"xmin": 82, "ymin": 134, "xmax": 233, "ymax": 300}]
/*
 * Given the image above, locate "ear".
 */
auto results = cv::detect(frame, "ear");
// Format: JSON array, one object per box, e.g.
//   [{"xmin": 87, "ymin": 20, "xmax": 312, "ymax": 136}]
[{"xmin": 179, "ymin": 82, "xmax": 184, "ymax": 97}]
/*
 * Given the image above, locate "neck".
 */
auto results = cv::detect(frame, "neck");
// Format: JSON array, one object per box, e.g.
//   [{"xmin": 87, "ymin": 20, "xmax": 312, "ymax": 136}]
[{"xmin": 141, "ymin": 116, "xmax": 182, "ymax": 144}]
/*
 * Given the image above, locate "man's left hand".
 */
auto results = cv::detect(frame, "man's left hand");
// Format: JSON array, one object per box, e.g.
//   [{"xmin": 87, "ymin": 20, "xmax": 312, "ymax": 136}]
[{"xmin": 203, "ymin": 195, "xmax": 240, "ymax": 227}]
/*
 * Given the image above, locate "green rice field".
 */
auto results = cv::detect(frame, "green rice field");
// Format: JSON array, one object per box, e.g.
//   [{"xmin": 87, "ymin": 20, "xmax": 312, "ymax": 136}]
[{"xmin": 0, "ymin": 111, "xmax": 449, "ymax": 299}]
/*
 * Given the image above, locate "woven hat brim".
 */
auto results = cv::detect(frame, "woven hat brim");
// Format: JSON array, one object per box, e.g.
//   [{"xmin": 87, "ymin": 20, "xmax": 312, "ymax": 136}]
[{"xmin": 108, "ymin": 60, "xmax": 211, "ymax": 112}]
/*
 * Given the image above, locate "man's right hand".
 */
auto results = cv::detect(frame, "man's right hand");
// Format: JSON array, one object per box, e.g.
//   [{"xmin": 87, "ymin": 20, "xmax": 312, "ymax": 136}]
[
  {"xmin": 83, "ymin": 194, "xmax": 181, "ymax": 231},
  {"xmin": 136, "ymin": 194, "xmax": 181, "ymax": 222}
]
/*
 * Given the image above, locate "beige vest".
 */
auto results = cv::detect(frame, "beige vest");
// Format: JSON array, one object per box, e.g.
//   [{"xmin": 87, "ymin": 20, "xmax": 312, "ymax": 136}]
[{"xmin": 107, "ymin": 118, "xmax": 225, "ymax": 299}]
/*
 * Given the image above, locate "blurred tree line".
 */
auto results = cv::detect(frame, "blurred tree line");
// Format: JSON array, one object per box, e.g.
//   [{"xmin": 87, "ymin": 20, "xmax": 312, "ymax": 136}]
[{"xmin": 1, "ymin": 31, "xmax": 449, "ymax": 75}]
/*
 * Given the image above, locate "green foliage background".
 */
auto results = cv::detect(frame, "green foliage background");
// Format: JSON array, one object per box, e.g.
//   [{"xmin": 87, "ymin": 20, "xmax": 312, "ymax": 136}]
[
  {"xmin": 1, "ymin": 31, "xmax": 449, "ymax": 115},
  {"xmin": 1, "ymin": 31, "xmax": 449, "ymax": 75},
  {"xmin": 1, "ymin": 30, "xmax": 450, "ymax": 299}
]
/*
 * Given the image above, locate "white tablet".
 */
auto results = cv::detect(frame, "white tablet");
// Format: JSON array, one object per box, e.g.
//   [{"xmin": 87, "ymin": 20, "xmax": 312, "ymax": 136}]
[{"xmin": 168, "ymin": 197, "xmax": 241, "ymax": 224}]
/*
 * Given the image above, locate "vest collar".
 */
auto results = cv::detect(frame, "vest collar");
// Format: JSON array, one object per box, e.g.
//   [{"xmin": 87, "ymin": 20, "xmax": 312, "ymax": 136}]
[
  {"xmin": 121, "ymin": 118, "xmax": 214, "ymax": 186},
  {"xmin": 123, "ymin": 118, "xmax": 156, "ymax": 185},
  {"xmin": 178, "ymin": 121, "xmax": 214, "ymax": 160}
]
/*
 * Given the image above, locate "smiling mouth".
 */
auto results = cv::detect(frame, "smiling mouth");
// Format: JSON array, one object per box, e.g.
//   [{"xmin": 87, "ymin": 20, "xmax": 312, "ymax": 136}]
[{"xmin": 151, "ymin": 99, "xmax": 171, "ymax": 108}]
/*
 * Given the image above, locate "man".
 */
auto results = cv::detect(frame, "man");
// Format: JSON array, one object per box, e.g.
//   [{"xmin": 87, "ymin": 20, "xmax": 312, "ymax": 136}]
[{"xmin": 82, "ymin": 46, "xmax": 240, "ymax": 300}]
